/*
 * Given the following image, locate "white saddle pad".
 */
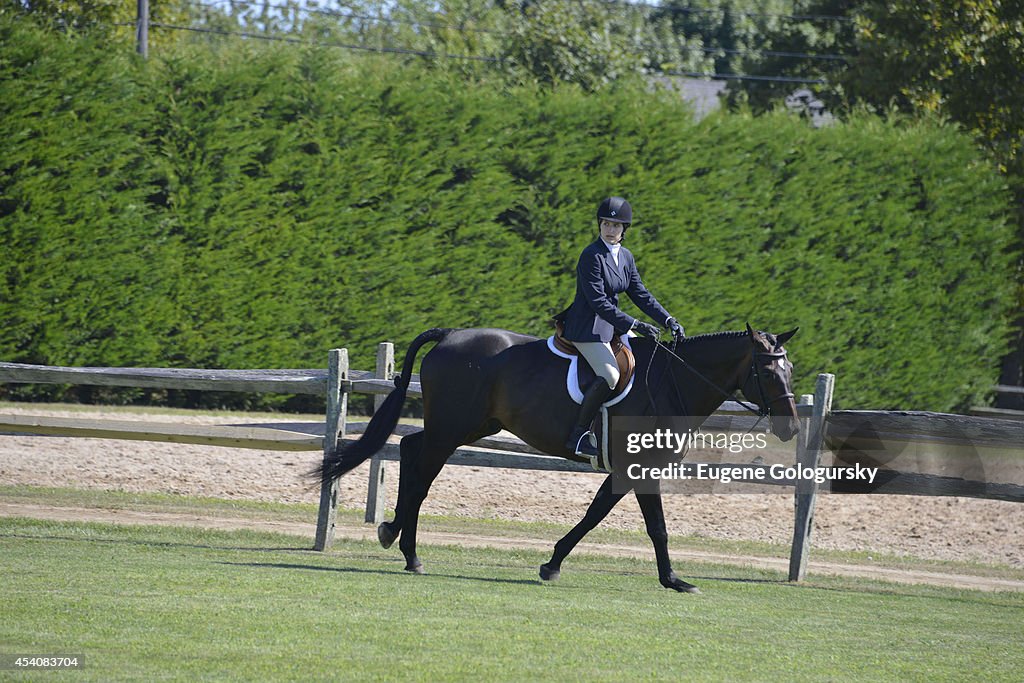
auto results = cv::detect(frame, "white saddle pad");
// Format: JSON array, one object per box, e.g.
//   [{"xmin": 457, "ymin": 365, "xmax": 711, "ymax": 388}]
[{"xmin": 545, "ymin": 334, "xmax": 635, "ymax": 408}]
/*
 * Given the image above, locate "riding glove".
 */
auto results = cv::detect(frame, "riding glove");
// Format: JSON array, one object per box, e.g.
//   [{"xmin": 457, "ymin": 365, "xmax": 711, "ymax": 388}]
[
  {"xmin": 633, "ymin": 321, "xmax": 660, "ymax": 338},
  {"xmin": 666, "ymin": 317, "xmax": 686, "ymax": 341}
]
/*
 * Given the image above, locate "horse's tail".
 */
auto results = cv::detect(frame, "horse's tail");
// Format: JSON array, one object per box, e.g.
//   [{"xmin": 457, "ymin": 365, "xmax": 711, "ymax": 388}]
[{"xmin": 316, "ymin": 328, "xmax": 453, "ymax": 483}]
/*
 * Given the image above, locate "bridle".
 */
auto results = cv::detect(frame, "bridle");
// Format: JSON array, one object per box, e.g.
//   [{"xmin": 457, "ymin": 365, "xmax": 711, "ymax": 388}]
[
  {"xmin": 748, "ymin": 349, "xmax": 796, "ymax": 418},
  {"xmin": 651, "ymin": 339, "xmax": 795, "ymax": 432}
]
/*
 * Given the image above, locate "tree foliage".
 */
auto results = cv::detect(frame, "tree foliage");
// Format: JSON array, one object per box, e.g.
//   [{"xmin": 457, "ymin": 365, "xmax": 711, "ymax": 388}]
[
  {"xmin": 502, "ymin": 0, "xmax": 646, "ymax": 90},
  {"xmin": 1, "ymin": 17, "xmax": 1018, "ymax": 412},
  {"xmin": 728, "ymin": 1, "xmax": 1023, "ymax": 180},
  {"xmin": 652, "ymin": 0, "xmax": 806, "ymax": 76},
  {"xmin": 846, "ymin": 1, "xmax": 1024, "ymax": 181},
  {"xmin": 172, "ymin": 0, "xmax": 722, "ymax": 88},
  {"xmin": 0, "ymin": 0, "xmax": 190, "ymax": 50}
]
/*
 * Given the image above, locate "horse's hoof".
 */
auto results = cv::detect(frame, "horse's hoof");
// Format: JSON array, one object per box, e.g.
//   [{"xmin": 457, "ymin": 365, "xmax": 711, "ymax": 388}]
[
  {"xmin": 539, "ymin": 564, "xmax": 560, "ymax": 582},
  {"xmin": 405, "ymin": 561, "xmax": 425, "ymax": 575},
  {"xmin": 378, "ymin": 522, "xmax": 398, "ymax": 549},
  {"xmin": 661, "ymin": 577, "xmax": 700, "ymax": 593}
]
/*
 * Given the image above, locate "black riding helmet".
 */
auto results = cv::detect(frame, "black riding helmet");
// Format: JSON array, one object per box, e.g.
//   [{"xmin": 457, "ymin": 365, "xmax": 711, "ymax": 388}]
[{"xmin": 597, "ymin": 196, "xmax": 632, "ymax": 229}]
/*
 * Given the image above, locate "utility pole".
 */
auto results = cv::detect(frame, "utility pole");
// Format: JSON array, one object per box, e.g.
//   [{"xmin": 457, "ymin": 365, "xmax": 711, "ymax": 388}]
[{"xmin": 136, "ymin": 0, "xmax": 149, "ymax": 58}]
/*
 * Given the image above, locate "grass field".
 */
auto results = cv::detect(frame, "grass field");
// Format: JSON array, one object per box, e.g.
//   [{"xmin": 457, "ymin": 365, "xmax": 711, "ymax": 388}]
[
  {"xmin": 4, "ymin": 483, "xmax": 1023, "ymax": 582},
  {"xmin": 2, "ymin": 511, "xmax": 1023, "ymax": 681}
]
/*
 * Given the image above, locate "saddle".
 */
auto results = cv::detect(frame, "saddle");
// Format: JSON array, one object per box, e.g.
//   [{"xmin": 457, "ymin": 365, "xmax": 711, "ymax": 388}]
[{"xmin": 552, "ymin": 321, "xmax": 636, "ymax": 397}]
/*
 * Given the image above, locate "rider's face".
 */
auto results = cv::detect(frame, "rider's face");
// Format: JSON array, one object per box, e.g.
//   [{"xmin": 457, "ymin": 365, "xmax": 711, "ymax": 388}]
[{"xmin": 600, "ymin": 219, "xmax": 626, "ymax": 244}]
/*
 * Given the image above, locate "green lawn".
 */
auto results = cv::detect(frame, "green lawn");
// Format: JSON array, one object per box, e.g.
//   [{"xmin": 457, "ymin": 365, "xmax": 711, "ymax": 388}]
[
  {"xmin": 3, "ymin": 484, "xmax": 1023, "ymax": 582},
  {"xmin": 1, "ymin": 516, "xmax": 1022, "ymax": 682}
]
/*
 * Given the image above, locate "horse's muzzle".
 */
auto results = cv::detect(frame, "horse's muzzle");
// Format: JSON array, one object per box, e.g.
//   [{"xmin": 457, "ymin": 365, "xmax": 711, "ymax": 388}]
[{"xmin": 770, "ymin": 415, "xmax": 801, "ymax": 443}]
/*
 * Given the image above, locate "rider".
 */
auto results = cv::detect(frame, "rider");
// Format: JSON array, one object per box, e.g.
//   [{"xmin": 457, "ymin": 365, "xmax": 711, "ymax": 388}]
[{"xmin": 560, "ymin": 196, "xmax": 685, "ymax": 458}]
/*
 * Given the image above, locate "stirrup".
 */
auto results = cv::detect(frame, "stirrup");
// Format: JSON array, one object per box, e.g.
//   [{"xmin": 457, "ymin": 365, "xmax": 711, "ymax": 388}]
[
  {"xmin": 574, "ymin": 430, "xmax": 597, "ymax": 457},
  {"xmin": 572, "ymin": 430, "xmax": 610, "ymax": 473}
]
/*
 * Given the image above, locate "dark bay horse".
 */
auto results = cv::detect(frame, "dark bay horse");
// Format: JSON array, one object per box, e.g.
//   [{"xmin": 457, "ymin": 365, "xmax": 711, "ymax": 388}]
[{"xmin": 318, "ymin": 325, "xmax": 799, "ymax": 592}]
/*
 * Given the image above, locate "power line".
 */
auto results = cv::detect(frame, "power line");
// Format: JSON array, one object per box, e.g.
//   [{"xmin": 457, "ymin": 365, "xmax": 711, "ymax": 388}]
[
  {"xmin": 664, "ymin": 69, "xmax": 825, "ymax": 84},
  {"xmin": 204, "ymin": 0, "xmax": 856, "ymax": 26},
  {"xmin": 149, "ymin": 22, "xmax": 501, "ymax": 61},
  {"xmin": 185, "ymin": 0, "xmax": 504, "ymax": 37},
  {"xmin": 598, "ymin": 0, "xmax": 856, "ymax": 24},
  {"xmin": 149, "ymin": 21, "xmax": 830, "ymax": 83},
  {"xmin": 187, "ymin": 0, "xmax": 851, "ymax": 62},
  {"xmin": 680, "ymin": 44, "xmax": 846, "ymax": 62}
]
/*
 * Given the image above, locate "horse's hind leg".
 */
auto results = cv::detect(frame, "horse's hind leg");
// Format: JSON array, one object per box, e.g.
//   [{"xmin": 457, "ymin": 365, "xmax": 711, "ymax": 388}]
[
  {"xmin": 377, "ymin": 431, "xmax": 423, "ymax": 550},
  {"xmin": 540, "ymin": 474, "xmax": 626, "ymax": 581},
  {"xmin": 395, "ymin": 435, "xmax": 455, "ymax": 574},
  {"xmin": 635, "ymin": 491, "xmax": 699, "ymax": 594}
]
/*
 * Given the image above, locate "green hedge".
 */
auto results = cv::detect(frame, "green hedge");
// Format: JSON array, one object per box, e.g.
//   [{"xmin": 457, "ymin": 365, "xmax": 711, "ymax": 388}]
[{"xmin": 0, "ymin": 19, "xmax": 1017, "ymax": 411}]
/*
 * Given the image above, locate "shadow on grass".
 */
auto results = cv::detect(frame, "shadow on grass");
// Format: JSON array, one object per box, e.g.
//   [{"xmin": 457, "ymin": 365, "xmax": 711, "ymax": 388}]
[
  {"xmin": 222, "ymin": 561, "xmax": 542, "ymax": 586},
  {"xmin": 7, "ymin": 528, "xmax": 1017, "ymax": 605},
  {"xmin": 774, "ymin": 577, "xmax": 1024, "ymax": 606},
  {"xmin": 0, "ymin": 531, "xmax": 312, "ymax": 554},
  {"xmin": 689, "ymin": 575, "xmax": 787, "ymax": 586},
  {"xmin": 676, "ymin": 574, "xmax": 1023, "ymax": 606}
]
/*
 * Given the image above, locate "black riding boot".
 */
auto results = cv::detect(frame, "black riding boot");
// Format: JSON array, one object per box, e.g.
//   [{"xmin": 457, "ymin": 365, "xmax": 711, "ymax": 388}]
[{"xmin": 565, "ymin": 380, "xmax": 615, "ymax": 457}]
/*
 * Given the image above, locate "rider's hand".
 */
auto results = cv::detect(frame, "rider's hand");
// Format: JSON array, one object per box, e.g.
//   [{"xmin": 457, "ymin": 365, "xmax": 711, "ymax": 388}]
[
  {"xmin": 667, "ymin": 317, "xmax": 685, "ymax": 341},
  {"xmin": 634, "ymin": 321, "xmax": 660, "ymax": 338}
]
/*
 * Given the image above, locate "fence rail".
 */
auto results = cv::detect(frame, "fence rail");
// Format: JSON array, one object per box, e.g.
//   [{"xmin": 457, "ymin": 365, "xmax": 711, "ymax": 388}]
[
  {"xmin": 827, "ymin": 410, "xmax": 1023, "ymax": 449},
  {"xmin": 3, "ymin": 345, "xmax": 1021, "ymax": 582},
  {"xmin": 0, "ymin": 361, "xmax": 334, "ymax": 395}
]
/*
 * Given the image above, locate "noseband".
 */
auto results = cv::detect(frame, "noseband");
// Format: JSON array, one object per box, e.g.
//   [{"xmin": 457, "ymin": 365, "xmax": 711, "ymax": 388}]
[{"xmin": 749, "ymin": 349, "xmax": 796, "ymax": 419}]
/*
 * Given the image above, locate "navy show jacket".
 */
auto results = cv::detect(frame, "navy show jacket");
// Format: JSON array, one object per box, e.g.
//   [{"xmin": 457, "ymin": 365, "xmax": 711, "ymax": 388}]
[{"xmin": 560, "ymin": 238, "xmax": 671, "ymax": 343}]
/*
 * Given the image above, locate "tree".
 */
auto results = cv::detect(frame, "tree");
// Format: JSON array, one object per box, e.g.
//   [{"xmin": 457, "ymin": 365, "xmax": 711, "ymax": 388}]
[
  {"xmin": 848, "ymin": 1, "xmax": 1024, "ymax": 403},
  {"xmin": 727, "ymin": 1, "xmax": 1022, "ymax": 181},
  {"xmin": 847, "ymin": 1, "xmax": 1024, "ymax": 180},
  {"xmin": 652, "ymin": 0, "xmax": 804, "ymax": 78},
  {"xmin": 0, "ymin": 0, "xmax": 190, "ymax": 50},
  {"xmin": 718, "ymin": 0, "xmax": 854, "ymax": 110},
  {"xmin": 501, "ymin": 0, "xmax": 646, "ymax": 90}
]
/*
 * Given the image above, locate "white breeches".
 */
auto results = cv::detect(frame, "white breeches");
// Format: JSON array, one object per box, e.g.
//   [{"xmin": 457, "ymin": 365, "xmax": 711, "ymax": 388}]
[{"xmin": 572, "ymin": 341, "xmax": 619, "ymax": 390}]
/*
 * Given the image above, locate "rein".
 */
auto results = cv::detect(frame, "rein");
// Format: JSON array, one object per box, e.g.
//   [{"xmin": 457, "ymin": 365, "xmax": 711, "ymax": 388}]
[
  {"xmin": 653, "ymin": 338, "xmax": 793, "ymax": 425},
  {"xmin": 642, "ymin": 340, "xmax": 689, "ymax": 418}
]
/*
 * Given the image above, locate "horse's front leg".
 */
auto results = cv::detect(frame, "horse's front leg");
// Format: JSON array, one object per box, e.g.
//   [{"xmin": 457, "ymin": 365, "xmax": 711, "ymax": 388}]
[
  {"xmin": 634, "ymin": 489, "xmax": 699, "ymax": 593},
  {"xmin": 540, "ymin": 474, "xmax": 626, "ymax": 581}
]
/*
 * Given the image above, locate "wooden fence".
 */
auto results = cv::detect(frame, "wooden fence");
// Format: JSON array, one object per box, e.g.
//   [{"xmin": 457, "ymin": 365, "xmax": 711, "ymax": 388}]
[
  {"xmin": 971, "ymin": 384, "xmax": 1024, "ymax": 419},
  {"xmin": 2, "ymin": 344, "xmax": 1021, "ymax": 582}
]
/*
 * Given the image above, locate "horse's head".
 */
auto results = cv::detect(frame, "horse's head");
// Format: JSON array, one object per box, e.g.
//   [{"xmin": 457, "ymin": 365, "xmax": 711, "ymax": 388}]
[{"xmin": 740, "ymin": 324, "xmax": 800, "ymax": 442}]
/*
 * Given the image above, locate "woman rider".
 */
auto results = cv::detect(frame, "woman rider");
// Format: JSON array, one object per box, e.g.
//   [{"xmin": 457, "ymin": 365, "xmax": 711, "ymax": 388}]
[{"xmin": 560, "ymin": 197, "xmax": 685, "ymax": 458}]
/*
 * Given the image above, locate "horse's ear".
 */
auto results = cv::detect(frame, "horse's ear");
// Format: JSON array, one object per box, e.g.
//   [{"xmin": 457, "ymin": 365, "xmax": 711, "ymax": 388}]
[
  {"xmin": 745, "ymin": 322, "xmax": 756, "ymax": 340},
  {"xmin": 776, "ymin": 327, "xmax": 799, "ymax": 346}
]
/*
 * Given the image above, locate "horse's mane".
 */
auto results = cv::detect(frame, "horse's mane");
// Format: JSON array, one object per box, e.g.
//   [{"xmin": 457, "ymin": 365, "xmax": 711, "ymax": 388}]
[
  {"xmin": 679, "ymin": 330, "xmax": 748, "ymax": 344},
  {"xmin": 677, "ymin": 329, "xmax": 781, "ymax": 349}
]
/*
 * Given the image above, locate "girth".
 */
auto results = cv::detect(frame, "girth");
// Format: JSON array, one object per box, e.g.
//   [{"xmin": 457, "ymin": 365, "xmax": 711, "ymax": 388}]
[{"xmin": 553, "ymin": 321, "xmax": 636, "ymax": 396}]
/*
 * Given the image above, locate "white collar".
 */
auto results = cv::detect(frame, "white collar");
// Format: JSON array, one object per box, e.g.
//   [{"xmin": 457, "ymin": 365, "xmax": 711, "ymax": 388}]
[{"xmin": 601, "ymin": 238, "xmax": 622, "ymax": 266}]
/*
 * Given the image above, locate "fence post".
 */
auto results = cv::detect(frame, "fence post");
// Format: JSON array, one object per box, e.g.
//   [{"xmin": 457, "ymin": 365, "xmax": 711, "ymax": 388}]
[
  {"xmin": 314, "ymin": 348, "xmax": 348, "ymax": 551},
  {"xmin": 136, "ymin": 0, "xmax": 149, "ymax": 58},
  {"xmin": 788, "ymin": 374, "xmax": 835, "ymax": 581},
  {"xmin": 364, "ymin": 342, "xmax": 394, "ymax": 524},
  {"xmin": 793, "ymin": 391, "xmax": 814, "ymax": 465}
]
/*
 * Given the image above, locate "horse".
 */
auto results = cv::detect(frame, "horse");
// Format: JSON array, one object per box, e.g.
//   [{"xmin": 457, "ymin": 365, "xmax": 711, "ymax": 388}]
[{"xmin": 318, "ymin": 324, "xmax": 799, "ymax": 592}]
